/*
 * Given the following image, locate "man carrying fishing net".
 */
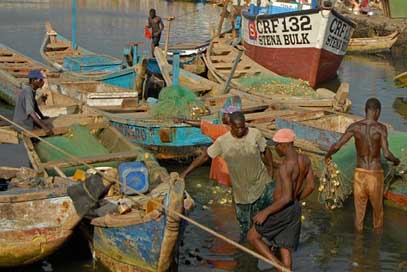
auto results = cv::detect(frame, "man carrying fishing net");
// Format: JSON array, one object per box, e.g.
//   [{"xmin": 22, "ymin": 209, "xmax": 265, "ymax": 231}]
[
  {"xmin": 247, "ymin": 128, "xmax": 315, "ymax": 271},
  {"xmin": 325, "ymin": 98, "xmax": 400, "ymax": 232}
]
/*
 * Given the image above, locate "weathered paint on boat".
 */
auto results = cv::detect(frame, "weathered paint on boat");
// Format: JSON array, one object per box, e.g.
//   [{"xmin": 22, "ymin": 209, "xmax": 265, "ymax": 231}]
[
  {"xmin": 242, "ymin": 8, "xmax": 356, "ymax": 88},
  {"xmin": 0, "ymin": 178, "xmax": 81, "ymax": 267},
  {"xmin": 93, "ymin": 216, "xmax": 166, "ymax": 271},
  {"xmin": 275, "ymin": 111, "xmax": 360, "ymax": 150},
  {"xmin": 91, "ymin": 174, "xmax": 186, "ymax": 271},
  {"xmin": 110, "ymin": 119, "xmax": 212, "ymax": 160},
  {"xmin": 40, "ymin": 24, "xmax": 137, "ymax": 90}
]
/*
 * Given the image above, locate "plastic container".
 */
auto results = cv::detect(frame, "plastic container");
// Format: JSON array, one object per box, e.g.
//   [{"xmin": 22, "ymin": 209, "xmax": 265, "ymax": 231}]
[{"xmin": 118, "ymin": 162, "xmax": 149, "ymax": 195}]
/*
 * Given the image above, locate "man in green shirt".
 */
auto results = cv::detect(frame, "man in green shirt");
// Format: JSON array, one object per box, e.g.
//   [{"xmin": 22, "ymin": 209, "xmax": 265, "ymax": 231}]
[{"xmin": 207, "ymin": 111, "xmax": 275, "ymax": 240}]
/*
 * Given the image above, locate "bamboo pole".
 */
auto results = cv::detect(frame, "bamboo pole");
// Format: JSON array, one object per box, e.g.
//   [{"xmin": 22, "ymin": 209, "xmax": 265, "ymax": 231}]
[{"xmin": 217, "ymin": 0, "xmax": 230, "ymax": 37}]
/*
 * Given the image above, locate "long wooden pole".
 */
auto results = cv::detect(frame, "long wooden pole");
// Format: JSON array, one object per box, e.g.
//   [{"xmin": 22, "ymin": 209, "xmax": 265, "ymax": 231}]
[
  {"xmin": 164, "ymin": 16, "xmax": 175, "ymax": 53},
  {"xmin": 223, "ymin": 49, "xmax": 243, "ymax": 93},
  {"xmin": 72, "ymin": 0, "xmax": 77, "ymax": 49},
  {"xmin": 217, "ymin": 0, "xmax": 230, "ymax": 37},
  {"xmin": 0, "ymin": 114, "xmax": 291, "ymax": 272}
]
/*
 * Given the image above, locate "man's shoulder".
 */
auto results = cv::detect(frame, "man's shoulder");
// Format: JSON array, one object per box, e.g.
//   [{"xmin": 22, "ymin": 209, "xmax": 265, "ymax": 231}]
[{"xmin": 20, "ymin": 85, "xmax": 33, "ymax": 96}]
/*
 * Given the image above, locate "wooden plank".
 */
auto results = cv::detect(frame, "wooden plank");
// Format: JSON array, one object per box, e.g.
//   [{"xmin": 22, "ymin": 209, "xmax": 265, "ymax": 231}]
[
  {"xmin": 0, "ymin": 128, "xmax": 19, "ymax": 144},
  {"xmin": 154, "ymin": 47, "xmax": 172, "ymax": 86},
  {"xmin": 39, "ymin": 150, "xmax": 141, "ymax": 169},
  {"xmin": 29, "ymin": 121, "xmax": 109, "ymax": 137}
]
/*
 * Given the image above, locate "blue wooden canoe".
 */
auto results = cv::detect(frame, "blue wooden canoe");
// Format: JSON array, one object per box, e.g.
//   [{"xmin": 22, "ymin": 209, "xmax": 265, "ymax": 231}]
[
  {"xmin": 40, "ymin": 23, "xmax": 137, "ymax": 90},
  {"xmin": 106, "ymin": 111, "xmax": 213, "ymax": 160},
  {"xmin": 91, "ymin": 175, "xmax": 186, "ymax": 271}
]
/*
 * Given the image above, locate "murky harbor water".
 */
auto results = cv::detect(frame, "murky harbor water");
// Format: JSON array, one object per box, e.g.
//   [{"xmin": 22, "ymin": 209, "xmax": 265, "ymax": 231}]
[{"xmin": 1, "ymin": 1, "xmax": 407, "ymax": 271}]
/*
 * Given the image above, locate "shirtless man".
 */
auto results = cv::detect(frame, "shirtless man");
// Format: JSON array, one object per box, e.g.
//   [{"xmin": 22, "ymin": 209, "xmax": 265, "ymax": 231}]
[
  {"xmin": 325, "ymin": 98, "xmax": 400, "ymax": 231},
  {"xmin": 247, "ymin": 128, "xmax": 315, "ymax": 271},
  {"xmin": 147, "ymin": 8, "xmax": 164, "ymax": 57}
]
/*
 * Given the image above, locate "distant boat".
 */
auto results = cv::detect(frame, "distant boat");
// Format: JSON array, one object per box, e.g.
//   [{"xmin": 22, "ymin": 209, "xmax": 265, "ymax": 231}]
[
  {"xmin": 40, "ymin": 23, "xmax": 137, "ymax": 90},
  {"xmin": 347, "ymin": 31, "xmax": 399, "ymax": 54},
  {"xmin": 241, "ymin": 3, "xmax": 356, "ymax": 88}
]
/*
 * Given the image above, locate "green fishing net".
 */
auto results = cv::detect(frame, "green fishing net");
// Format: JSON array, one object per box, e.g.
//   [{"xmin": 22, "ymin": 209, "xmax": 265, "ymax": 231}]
[
  {"xmin": 237, "ymin": 73, "xmax": 318, "ymax": 97},
  {"xmin": 152, "ymin": 85, "xmax": 208, "ymax": 120},
  {"xmin": 318, "ymin": 131, "xmax": 407, "ymax": 209},
  {"xmin": 35, "ymin": 125, "xmax": 117, "ymax": 176}
]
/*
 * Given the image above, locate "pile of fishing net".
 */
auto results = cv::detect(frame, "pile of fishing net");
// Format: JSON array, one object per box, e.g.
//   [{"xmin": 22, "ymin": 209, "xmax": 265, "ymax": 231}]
[
  {"xmin": 318, "ymin": 131, "xmax": 407, "ymax": 210},
  {"xmin": 237, "ymin": 73, "xmax": 318, "ymax": 97},
  {"xmin": 152, "ymin": 85, "xmax": 208, "ymax": 120}
]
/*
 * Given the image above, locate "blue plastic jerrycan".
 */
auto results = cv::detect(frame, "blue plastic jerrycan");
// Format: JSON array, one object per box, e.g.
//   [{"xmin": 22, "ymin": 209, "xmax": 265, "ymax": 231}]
[{"xmin": 118, "ymin": 161, "xmax": 149, "ymax": 195}]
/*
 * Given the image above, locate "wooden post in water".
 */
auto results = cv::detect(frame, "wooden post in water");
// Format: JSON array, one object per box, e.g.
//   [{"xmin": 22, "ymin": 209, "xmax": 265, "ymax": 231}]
[
  {"xmin": 72, "ymin": 0, "xmax": 77, "ymax": 49},
  {"xmin": 164, "ymin": 16, "xmax": 175, "ymax": 53}
]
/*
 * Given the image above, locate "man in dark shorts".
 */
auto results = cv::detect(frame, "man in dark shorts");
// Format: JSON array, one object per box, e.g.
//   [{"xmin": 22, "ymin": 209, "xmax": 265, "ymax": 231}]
[
  {"xmin": 325, "ymin": 98, "xmax": 400, "ymax": 232},
  {"xmin": 147, "ymin": 8, "xmax": 164, "ymax": 57},
  {"xmin": 247, "ymin": 128, "xmax": 315, "ymax": 271},
  {"xmin": 13, "ymin": 70, "xmax": 52, "ymax": 133}
]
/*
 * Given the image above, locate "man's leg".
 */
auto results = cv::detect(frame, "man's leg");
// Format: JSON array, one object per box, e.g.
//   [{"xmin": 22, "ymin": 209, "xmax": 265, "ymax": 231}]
[
  {"xmin": 353, "ymin": 173, "xmax": 368, "ymax": 232},
  {"xmin": 247, "ymin": 227, "xmax": 285, "ymax": 270},
  {"xmin": 279, "ymin": 248, "xmax": 292, "ymax": 272},
  {"xmin": 235, "ymin": 203, "xmax": 251, "ymax": 241},
  {"xmin": 368, "ymin": 172, "xmax": 384, "ymax": 230}
]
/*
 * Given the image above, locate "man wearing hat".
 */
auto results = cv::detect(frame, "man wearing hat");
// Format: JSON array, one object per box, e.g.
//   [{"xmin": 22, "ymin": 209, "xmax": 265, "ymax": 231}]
[
  {"xmin": 175, "ymin": 104, "xmax": 241, "ymax": 187},
  {"xmin": 13, "ymin": 70, "xmax": 52, "ymax": 132},
  {"xmin": 247, "ymin": 128, "xmax": 315, "ymax": 271}
]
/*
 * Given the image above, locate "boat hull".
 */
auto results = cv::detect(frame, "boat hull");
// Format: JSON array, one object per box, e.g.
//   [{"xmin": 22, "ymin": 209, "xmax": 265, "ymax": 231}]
[
  {"xmin": 111, "ymin": 121, "xmax": 212, "ymax": 160},
  {"xmin": 242, "ymin": 9, "xmax": 355, "ymax": 88},
  {"xmin": 0, "ymin": 192, "xmax": 80, "ymax": 267}
]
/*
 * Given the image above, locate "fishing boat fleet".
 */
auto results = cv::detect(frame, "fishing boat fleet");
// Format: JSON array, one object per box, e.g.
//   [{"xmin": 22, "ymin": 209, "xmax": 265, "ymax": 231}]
[{"xmin": 1, "ymin": 0, "xmax": 407, "ymax": 271}]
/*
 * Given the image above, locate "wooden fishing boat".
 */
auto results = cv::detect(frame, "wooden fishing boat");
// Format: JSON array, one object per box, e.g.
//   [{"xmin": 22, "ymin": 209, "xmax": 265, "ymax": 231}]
[
  {"xmin": 347, "ymin": 31, "xmax": 399, "ymax": 54},
  {"xmin": 48, "ymin": 81, "xmax": 141, "ymax": 113},
  {"xmin": 167, "ymin": 42, "xmax": 208, "ymax": 75},
  {"xmin": 0, "ymin": 166, "xmax": 81, "ymax": 267},
  {"xmin": 205, "ymin": 35, "xmax": 352, "ymax": 112},
  {"xmin": 40, "ymin": 23, "xmax": 137, "ymax": 90},
  {"xmin": 394, "ymin": 71, "xmax": 407, "ymax": 88},
  {"xmin": 22, "ymin": 114, "xmax": 189, "ymax": 271},
  {"xmin": 0, "ymin": 42, "xmax": 62, "ymax": 106}
]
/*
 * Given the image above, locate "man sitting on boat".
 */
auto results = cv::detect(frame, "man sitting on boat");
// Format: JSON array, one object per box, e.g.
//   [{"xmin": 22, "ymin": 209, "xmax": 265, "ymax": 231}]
[
  {"xmin": 247, "ymin": 128, "xmax": 315, "ymax": 271},
  {"xmin": 13, "ymin": 69, "xmax": 53, "ymax": 133},
  {"xmin": 325, "ymin": 98, "xmax": 400, "ymax": 232},
  {"xmin": 176, "ymin": 104, "xmax": 241, "ymax": 187}
]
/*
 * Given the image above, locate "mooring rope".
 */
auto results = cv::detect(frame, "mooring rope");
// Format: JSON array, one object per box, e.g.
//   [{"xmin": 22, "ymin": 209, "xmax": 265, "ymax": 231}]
[{"xmin": 0, "ymin": 114, "xmax": 291, "ymax": 272}]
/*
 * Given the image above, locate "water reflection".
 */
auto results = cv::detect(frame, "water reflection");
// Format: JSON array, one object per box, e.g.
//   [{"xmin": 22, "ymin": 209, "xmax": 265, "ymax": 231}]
[{"xmin": 338, "ymin": 54, "xmax": 407, "ymax": 131}]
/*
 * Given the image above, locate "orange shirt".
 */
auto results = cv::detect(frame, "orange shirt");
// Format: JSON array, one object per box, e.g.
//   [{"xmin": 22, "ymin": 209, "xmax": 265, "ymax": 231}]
[{"xmin": 201, "ymin": 121, "xmax": 231, "ymax": 187}]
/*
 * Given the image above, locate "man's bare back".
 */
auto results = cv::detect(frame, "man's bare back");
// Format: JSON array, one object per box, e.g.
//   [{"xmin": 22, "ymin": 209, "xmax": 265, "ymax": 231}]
[{"xmin": 273, "ymin": 153, "xmax": 314, "ymax": 203}]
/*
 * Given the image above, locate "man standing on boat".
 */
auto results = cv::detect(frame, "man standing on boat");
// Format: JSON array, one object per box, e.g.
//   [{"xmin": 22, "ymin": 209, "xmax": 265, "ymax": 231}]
[
  {"xmin": 247, "ymin": 128, "xmax": 315, "ymax": 271},
  {"xmin": 204, "ymin": 111, "xmax": 275, "ymax": 240},
  {"xmin": 146, "ymin": 8, "xmax": 164, "ymax": 57},
  {"xmin": 13, "ymin": 70, "xmax": 53, "ymax": 133},
  {"xmin": 175, "ymin": 104, "xmax": 241, "ymax": 187},
  {"xmin": 325, "ymin": 98, "xmax": 400, "ymax": 232}
]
